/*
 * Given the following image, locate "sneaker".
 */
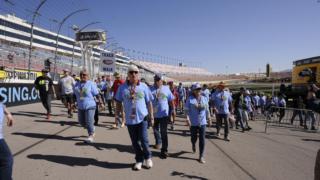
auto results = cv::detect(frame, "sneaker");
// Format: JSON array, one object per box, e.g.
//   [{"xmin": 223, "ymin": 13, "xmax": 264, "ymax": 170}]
[
  {"xmin": 145, "ymin": 158, "xmax": 153, "ymax": 169},
  {"xmin": 68, "ymin": 113, "xmax": 73, "ymax": 118},
  {"xmin": 160, "ymin": 152, "xmax": 168, "ymax": 159},
  {"xmin": 85, "ymin": 134, "xmax": 95, "ymax": 143},
  {"xmin": 216, "ymin": 133, "xmax": 221, "ymax": 137},
  {"xmin": 153, "ymin": 144, "xmax": 161, "ymax": 150},
  {"xmin": 133, "ymin": 162, "xmax": 142, "ymax": 171},
  {"xmin": 199, "ymin": 157, "xmax": 206, "ymax": 164},
  {"xmin": 192, "ymin": 144, "xmax": 196, "ymax": 154},
  {"xmin": 112, "ymin": 124, "xmax": 119, "ymax": 129},
  {"xmin": 311, "ymin": 126, "xmax": 316, "ymax": 130},
  {"xmin": 224, "ymin": 137, "xmax": 230, "ymax": 142},
  {"xmin": 120, "ymin": 123, "xmax": 125, "ymax": 128},
  {"xmin": 46, "ymin": 113, "xmax": 51, "ymax": 120},
  {"xmin": 171, "ymin": 124, "xmax": 175, "ymax": 130}
]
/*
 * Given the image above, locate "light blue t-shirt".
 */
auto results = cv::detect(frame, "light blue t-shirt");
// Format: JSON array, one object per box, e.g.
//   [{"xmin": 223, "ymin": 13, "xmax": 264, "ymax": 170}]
[
  {"xmin": 115, "ymin": 82, "xmax": 153, "ymax": 125},
  {"xmin": 0, "ymin": 103, "xmax": 4, "ymax": 139},
  {"xmin": 253, "ymin": 95, "xmax": 260, "ymax": 106},
  {"xmin": 102, "ymin": 80, "xmax": 114, "ymax": 100},
  {"xmin": 178, "ymin": 86, "xmax": 186, "ymax": 99},
  {"xmin": 201, "ymin": 89, "xmax": 210, "ymax": 101},
  {"xmin": 185, "ymin": 95, "xmax": 209, "ymax": 126},
  {"xmin": 97, "ymin": 81, "xmax": 106, "ymax": 92},
  {"xmin": 279, "ymin": 98, "xmax": 286, "ymax": 107},
  {"xmin": 259, "ymin": 96, "xmax": 266, "ymax": 106},
  {"xmin": 211, "ymin": 90, "xmax": 233, "ymax": 115},
  {"xmin": 245, "ymin": 96, "xmax": 253, "ymax": 112},
  {"xmin": 272, "ymin": 96, "xmax": 279, "ymax": 107},
  {"xmin": 150, "ymin": 85, "xmax": 174, "ymax": 118},
  {"xmin": 74, "ymin": 81, "xmax": 99, "ymax": 110}
]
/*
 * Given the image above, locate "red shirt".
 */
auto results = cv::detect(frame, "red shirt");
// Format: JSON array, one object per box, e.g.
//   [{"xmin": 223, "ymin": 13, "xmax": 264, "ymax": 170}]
[
  {"xmin": 171, "ymin": 88, "xmax": 179, "ymax": 107},
  {"xmin": 112, "ymin": 79, "xmax": 124, "ymax": 95}
]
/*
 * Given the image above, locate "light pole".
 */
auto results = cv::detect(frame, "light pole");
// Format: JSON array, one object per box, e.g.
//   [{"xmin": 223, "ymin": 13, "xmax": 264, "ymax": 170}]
[
  {"xmin": 27, "ymin": 0, "xmax": 48, "ymax": 80},
  {"xmin": 53, "ymin": 8, "xmax": 89, "ymax": 80},
  {"xmin": 70, "ymin": 22, "xmax": 101, "ymax": 74}
]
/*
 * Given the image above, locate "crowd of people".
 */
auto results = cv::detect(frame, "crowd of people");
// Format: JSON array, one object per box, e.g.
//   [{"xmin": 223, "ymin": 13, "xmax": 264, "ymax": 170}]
[{"xmin": 0, "ymin": 64, "xmax": 319, "ymax": 179}]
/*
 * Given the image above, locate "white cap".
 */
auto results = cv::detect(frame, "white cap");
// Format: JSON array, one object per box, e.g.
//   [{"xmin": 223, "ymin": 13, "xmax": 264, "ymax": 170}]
[
  {"xmin": 191, "ymin": 83, "xmax": 201, "ymax": 91},
  {"xmin": 128, "ymin": 65, "xmax": 139, "ymax": 73}
]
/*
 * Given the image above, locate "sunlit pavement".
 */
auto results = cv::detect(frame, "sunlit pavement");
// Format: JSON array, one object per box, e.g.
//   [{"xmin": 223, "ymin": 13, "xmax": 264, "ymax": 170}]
[{"xmin": 4, "ymin": 101, "xmax": 319, "ymax": 180}]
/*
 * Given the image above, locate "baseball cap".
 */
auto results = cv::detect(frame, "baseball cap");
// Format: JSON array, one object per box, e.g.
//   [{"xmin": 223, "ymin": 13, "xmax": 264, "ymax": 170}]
[
  {"xmin": 41, "ymin": 69, "xmax": 49, "ymax": 73},
  {"xmin": 128, "ymin": 65, "xmax": 139, "ymax": 73},
  {"xmin": 113, "ymin": 72, "xmax": 120, "ymax": 77},
  {"xmin": 154, "ymin": 74, "xmax": 164, "ymax": 81},
  {"xmin": 191, "ymin": 83, "xmax": 202, "ymax": 91}
]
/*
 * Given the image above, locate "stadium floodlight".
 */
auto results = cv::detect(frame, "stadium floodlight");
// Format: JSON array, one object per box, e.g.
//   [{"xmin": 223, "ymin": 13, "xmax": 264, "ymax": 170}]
[
  {"xmin": 53, "ymin": 8, "xmax": 89, "ymax": 80},
  {"xmin": 71, "ymin": 22, "xmax": 102, "ymax": 74},
  {"xmin": 27, "ymin": 0, "xmax": 48, "ymax": 80}
]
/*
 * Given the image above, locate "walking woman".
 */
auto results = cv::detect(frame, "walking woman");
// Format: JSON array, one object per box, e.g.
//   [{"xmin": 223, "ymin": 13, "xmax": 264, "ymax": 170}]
[
  {"xmin": 185, "ymin": 83, "xmax": 211, "ymax": 164},
  {"xmin": 74, "ymin": 69, "xmax": 104, "ymax": 143}
]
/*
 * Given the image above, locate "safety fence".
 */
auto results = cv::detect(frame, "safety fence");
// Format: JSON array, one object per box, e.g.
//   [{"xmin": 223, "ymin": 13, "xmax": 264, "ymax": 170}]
[{"xmin": 264, "ymin": 106, "xmax": 320, "ymax": 133}]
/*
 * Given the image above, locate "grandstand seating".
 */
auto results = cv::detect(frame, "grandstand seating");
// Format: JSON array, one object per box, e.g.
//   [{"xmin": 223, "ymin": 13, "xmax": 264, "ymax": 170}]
[{"xmin": 0, "ymin": 41, "xmax": 82, "ymax": 73}]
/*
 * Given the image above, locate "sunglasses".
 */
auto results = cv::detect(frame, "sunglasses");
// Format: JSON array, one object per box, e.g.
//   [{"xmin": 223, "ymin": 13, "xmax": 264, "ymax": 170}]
[
  {"xmin": 129, "ymin": 71, "xmax": 138, "ymax": 75},
  {"xmin": 80, "ymin": 74, "xmax": 88, "ymax": 76}
]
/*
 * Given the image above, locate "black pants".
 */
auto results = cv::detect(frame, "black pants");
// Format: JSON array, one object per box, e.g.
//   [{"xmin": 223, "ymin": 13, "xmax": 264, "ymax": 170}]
[
  {"xmin": 94, "ymin": 104, "xmax": 99, "ymax": 125},
  {"xmin": 216, "ymin": 114, "xmax": 229, "ymax": 137},
  {"xmin": 190, "ymin": 125, "xmax": 206, "ymax": 158},
  {"xmin": 107, "ymin": 100, "xmax": 113, "ymax": 115},
  {"xmin": 40, "ymin": 93, "xmax": 51, "ymax": 114},
  {"xmin": 153, "ymin": 117, "xmax": 169, "ymax": 153}
]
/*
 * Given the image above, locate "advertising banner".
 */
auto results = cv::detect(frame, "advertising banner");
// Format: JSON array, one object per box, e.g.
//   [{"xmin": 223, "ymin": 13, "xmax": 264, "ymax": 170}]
[{"xmin": 0, "ymin": 83, "xmax": 40, "ymax": 107}]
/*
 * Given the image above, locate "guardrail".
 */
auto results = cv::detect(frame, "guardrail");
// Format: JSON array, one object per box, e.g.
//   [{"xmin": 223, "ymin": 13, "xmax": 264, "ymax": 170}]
[{"xmin": 264, "ymin": 106, "xmax": 320, "ymax": 133}]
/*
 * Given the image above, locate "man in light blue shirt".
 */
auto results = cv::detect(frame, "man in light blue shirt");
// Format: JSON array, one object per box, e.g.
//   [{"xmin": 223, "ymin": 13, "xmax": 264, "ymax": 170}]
[
  {"xmin": 211, "ymin": 81, "xmax": 233, "ymax": 141},
  {"xmin": 115, "ymin": 65, "xmax": 154, "ymax": 171},
  {"xmin": 201, "ymin": 84, "xmax": 210, "ymax": 101},
  {"xmin": 150, "ymin": 74, "xmax": 175, "ymax": 159},
  {"xmin": 185, "ymin": 83, "xmax": 211, "ymax": 164}
]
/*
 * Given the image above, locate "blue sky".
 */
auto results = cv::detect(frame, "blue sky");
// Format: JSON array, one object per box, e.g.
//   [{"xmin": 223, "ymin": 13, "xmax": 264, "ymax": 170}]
[{"xmin": 2, "ymin": 0, "xmax": 320, "ymax": 74}]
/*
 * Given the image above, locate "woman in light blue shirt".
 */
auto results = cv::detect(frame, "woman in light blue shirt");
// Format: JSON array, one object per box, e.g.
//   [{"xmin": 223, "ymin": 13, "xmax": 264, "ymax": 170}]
[
  {"xmin": 74, "ymin": 69, "xmax": 104, "ymax": 143},
  {"xmin": 185, "ymin": 83, "xmax": 211, "ymax": 164}
]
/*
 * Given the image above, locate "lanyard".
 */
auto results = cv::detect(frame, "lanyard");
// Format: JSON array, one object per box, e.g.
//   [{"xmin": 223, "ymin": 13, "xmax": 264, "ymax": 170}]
[{"xmin": 129, "ymin": 84, "xmax": 136, "ymax": 101}]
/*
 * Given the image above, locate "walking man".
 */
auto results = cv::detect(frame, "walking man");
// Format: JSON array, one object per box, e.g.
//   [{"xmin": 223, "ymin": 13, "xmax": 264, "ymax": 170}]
[
  {"xmin": 211, "ymin": 82, "xmax": 233, "ymax": 141},
  {"xmin": 59, "ymin": 69, "xmax": 75, "ymax": 118},
  {"xmin": 34, "ymin": 69, "xmax": 54, "ymax": 120},
  {"xmin": 150, "ymin": 74, "xmax": 175, "ymax": 159},
  {"xmin": 115, "ymin": 65, "xmax": 154, "ymax": 171}
]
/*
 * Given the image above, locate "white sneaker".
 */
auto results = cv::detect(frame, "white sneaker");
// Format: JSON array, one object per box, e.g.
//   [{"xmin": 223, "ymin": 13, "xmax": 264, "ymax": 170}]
[
  {"xmin": 85, "ymin": 135, "xmax": 94, "ymax": 143},
  {"xmin": 133, "ymin": 162, "xmax": 142, "ymax": 171},
  {"xmin": 145, "ymin": 158, "xmax": 153, "ymax": 169}
]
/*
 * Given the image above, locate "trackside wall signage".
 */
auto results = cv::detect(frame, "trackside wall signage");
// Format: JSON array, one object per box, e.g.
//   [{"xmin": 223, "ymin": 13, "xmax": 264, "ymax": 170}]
[{"xmin": 0, "ymin": 83, "xmax": 40, "ymax": 107}]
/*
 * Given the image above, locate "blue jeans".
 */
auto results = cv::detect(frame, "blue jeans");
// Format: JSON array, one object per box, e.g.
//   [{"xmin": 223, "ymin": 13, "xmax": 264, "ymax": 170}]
[
  {"xmin": 235, "ymin": 108, "xmax": 245, "ymax": 129},
  {"xmin": 0, "ymin": 139, "xmax": 13, "ymax": 180},
  {"xmin": 153, "ymin": 116, "xmax": 169, "ymax": 153},
  {"xmin": 190, "ymin": 125, "xmax": 206, "ymax": 158},
  {"xmin": 127, "ymin": 120, "xmax": 151, "ymax": 163},
  {"xmin": 78, "ymin": 108, "xmax": 96, "ymax": 135},
  {"xmin": 305, "ymin": 111, "xmax": 316, "ymax": 128}
]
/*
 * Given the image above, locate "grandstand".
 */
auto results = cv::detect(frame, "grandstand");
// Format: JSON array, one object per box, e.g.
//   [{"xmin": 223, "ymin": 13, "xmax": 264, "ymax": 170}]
[
  {"xmin": 0, "ymin": 13, "xmax": 130, "ymax": 81},
  {"xmin": 0, "ymin": 13, "xmax": 246, "ymax": 84}
]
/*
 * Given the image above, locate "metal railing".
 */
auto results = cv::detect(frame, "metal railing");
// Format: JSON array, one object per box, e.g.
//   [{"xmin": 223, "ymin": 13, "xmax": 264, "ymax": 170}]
[{"xmin": 264, "ymin": 106, "xmax": 320, "ymax": 133}]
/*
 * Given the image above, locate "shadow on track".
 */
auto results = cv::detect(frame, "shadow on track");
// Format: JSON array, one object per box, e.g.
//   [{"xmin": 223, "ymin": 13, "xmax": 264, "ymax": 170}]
[{"xmin": 27, "ymin": 154, "xmax": 132, "ymax": 169}]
